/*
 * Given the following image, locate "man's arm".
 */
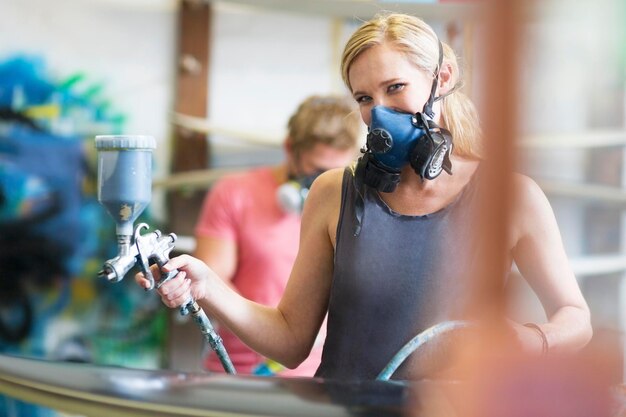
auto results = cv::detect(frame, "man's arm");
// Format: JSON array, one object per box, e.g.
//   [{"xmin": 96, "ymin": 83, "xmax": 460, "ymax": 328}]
[
  {"xmin": 193, "ymin": 177, "xmax": 241, "ymax": 290},
  {"xmin": 194, "ymin": 235, "xmax": 238, "ymax": 291}
]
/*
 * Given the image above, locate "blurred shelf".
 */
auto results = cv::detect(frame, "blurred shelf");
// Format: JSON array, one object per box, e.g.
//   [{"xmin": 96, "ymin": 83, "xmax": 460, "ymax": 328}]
[
  {"xmin": 520, "ymin": 130, "xmax": 626, "ymax": 149},
  {"xmin": 154, "ymin": 167, "xmax": 242, "ymax": 191},
  {"xmin": 538, "ymin": 179, "xmax": 626, "ymax": 206},
  {"xmin": 568, "ymin": 254, "xmax": 626, "ymax": 277}
]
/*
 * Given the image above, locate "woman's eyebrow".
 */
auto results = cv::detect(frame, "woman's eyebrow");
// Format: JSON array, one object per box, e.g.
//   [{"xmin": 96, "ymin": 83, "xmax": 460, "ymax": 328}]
[{"xmin": 353, "ymin": 78, "xmax": 406, "ymax": 97}]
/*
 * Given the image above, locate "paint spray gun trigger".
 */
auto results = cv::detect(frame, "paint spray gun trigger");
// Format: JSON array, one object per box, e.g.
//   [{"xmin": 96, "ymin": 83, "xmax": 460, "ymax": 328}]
[{"xmin": 133, "ymin": 222, "xmax": 179, "ymax": 292}]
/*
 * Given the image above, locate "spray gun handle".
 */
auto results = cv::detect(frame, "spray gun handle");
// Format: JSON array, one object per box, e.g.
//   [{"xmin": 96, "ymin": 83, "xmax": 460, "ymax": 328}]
[
  {"xmin": 154, "ymin": 264, "xmax": 192, "ymax": 318},
  {"xmin": 133, "ymin": 223, "xmax": 192, "ymax": 317},
  {"xmin": 133, "ymin": 223, "xmax": 236, "ymax": 373},
  {"xmin": 134, "ymin": 223, "xmax": 179, "ymax": 289}
]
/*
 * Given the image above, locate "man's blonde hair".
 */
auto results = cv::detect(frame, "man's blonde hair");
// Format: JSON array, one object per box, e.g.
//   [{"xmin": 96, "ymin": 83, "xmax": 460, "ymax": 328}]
[
  {"xmin": 341, "ymin": 13, "xmax": 482, "ymax": 159},
  {"xmin": 288, "ymin": 95, "xmax": 361, "ymax": 155}
]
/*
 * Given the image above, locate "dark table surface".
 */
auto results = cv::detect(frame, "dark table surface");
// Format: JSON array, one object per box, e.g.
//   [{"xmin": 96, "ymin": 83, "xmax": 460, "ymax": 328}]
[{"xmin": 0, "ymin": 353, "xmax": 410, "ymax": 417}]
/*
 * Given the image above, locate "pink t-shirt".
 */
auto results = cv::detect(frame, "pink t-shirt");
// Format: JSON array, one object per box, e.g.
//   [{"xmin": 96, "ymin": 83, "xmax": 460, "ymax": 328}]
[{"xmin": 195, "ymin": 167, "xmax": 324, "ymax": 376}]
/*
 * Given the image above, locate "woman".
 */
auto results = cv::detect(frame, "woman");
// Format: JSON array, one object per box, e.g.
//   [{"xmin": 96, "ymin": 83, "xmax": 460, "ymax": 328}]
[{"xmin": 138, "ymin": 13, "xmax": 592, "ymax": 381}]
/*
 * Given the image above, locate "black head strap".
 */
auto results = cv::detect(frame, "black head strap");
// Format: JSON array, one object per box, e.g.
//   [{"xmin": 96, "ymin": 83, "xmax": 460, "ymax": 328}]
[{"xmin": 422, "ymin": 41, "xmax": 444, "ymax": 119}]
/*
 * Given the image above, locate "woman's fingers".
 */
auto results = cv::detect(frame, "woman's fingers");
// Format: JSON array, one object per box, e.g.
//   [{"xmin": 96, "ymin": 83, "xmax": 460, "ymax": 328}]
[
  {"xmin": 135, "ymin": 271, "xmax": 154, "ymax": 289},
  {"xmin": 157, "ymin": 271, "xmax": 192, "ymax": 308},
  {"xmin": 134, "ymin": 264, "xmax": 163, "ymax": 289},
  {"xmin": 161, "ymin": 254, "xmax": 191, "ymax": 272},
  {"xmin": 135, "ymin": 255, "xmax": 207, "ymax": 308}
]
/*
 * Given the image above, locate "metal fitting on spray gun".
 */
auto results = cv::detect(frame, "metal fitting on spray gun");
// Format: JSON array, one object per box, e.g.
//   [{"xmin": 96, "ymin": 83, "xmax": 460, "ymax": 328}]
[{"xmin": 95, "ymin": 135, "xmax": 236, "ymax": 374}]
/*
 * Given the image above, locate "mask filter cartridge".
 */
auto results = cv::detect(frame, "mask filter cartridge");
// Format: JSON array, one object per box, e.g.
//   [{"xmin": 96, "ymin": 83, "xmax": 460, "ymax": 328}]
[
  {"xmin": 275, "ymin": 172, "xmax": 320, "ymax": 214},
  {"xmin": 276, "ymin": 181, "xmax": 310, "ymax": 214}
]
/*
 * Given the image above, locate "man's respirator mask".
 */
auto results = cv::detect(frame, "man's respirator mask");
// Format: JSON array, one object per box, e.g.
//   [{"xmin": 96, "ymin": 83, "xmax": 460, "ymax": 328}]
[
  {"xmin": 355, "ymin": 41, "xmax": 454, "ymax": 193},
  {"xmin": 276, "ymin": 172, "xmax": 321, "ymax": 214}
]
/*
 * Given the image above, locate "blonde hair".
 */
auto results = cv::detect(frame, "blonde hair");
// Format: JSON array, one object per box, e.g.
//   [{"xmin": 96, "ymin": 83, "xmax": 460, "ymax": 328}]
[
  {"xmin": 287, "ymin": 94, "xmax": 362, "ymax": 155},
  {"xmin": 341, "ymin": 13, "xmax": 482, "ymax": 159}
]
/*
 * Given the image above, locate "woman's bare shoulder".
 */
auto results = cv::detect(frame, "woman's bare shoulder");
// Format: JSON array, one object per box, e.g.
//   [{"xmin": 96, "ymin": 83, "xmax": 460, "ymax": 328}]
[
  {"xmin": 306, "ymin": 167, "xmax": 348, "ymax": 206},
  {"xmin": 511, "ymin": 173, "xmax": 549, "ymax": 209},
  {"xmin": 313, "ymin": 166, "xmax": 348, "ymax": 191},
  {"xmin": 509, "ymin": 173, "xmax": 558, "ymax": 242},
  {"xmin": 303, "ymin": 166, "xmax": 350, "ymax": 242}
]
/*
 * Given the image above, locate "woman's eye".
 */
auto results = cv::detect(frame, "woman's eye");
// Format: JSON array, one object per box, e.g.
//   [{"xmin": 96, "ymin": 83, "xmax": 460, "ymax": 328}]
[
  {"xmin": 356, "ymin": 95, "xmax": 372, "ymax": 104},
  {"xmin": 388, "ymin": 83, "xmax": 405, "ymax": 93}
]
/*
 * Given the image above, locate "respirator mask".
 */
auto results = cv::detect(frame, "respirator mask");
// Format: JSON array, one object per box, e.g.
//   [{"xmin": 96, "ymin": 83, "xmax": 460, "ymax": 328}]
[
  {"xmin": 276, "ymin": 171, "xmax": 322, "ymax": 214},
  {"xmin": 355, "ymin": 41, "xmax": 454, "ymax": 193}
]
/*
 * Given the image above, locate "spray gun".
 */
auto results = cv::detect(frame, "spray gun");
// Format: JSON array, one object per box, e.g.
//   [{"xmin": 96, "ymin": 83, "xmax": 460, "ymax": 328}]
[{"xmin": 95, "ymin": 135, "xmax": 236, "ymax": 374}]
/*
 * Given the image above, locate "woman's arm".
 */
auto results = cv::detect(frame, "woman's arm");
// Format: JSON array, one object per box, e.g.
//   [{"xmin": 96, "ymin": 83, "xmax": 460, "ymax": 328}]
[
  {"xmin": 137, "ymin": 169, "xmax": 344, "ymax": 368},
  {"xmin": 509, "ymin": 174, "xmax": 592, "ymax": 353}
]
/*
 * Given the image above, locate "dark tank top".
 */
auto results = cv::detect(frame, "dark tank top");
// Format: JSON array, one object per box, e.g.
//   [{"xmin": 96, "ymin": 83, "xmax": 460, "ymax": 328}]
[{"xmin": 315, "ymin": 166, "xmax": 484, "ymax": 381}]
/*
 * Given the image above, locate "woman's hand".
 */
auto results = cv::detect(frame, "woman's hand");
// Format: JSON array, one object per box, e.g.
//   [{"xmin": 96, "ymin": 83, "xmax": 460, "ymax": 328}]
[
  {"xmin": 134, "ymin": 254, "xmax": 213, "ymax": 308},
  {"xmin": 508, "ymin": 320, "xmax": 547, "ymax": 354}
]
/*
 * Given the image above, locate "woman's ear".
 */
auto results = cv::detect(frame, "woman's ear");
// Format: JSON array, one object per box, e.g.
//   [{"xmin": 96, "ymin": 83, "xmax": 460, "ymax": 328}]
[{"xmin": 438, "ymin": 62, "xmax": 454, "ymax": 95}]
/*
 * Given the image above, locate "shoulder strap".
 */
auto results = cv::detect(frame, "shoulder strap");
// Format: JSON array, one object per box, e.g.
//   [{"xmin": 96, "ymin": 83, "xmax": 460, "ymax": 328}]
[{"xmin": 350, "ymin": 162, "xmax": 366, "ymax": 237}]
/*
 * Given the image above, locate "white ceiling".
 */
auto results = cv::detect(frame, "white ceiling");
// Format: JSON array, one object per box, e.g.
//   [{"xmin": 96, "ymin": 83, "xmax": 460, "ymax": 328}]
[
  {"xmin": 210, "ymin": 0, "xmax": 484, "ymax": 21},
  {"xmin": 85, "ymin": 0, "xmax": 484, "ymax": 21}
]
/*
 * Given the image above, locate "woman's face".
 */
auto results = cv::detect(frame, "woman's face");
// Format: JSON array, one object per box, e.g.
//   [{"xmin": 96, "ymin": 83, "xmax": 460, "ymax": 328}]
[{"xmin": 348, "ymin": 42, "xmax": 434, "ymax": 127}]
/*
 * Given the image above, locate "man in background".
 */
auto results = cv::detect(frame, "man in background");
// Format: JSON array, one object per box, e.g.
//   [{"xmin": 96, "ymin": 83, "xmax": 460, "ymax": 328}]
[{"xmin": 194, "ymin": 95, "xmax": 361, "ymax": 376}]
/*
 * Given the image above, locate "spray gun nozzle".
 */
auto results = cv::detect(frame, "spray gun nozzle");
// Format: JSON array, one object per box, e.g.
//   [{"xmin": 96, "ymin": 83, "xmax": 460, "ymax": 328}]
[
  {"xmin": 98, "ymin": 254, "xmax": 137, "ymax": 283},
  {"xmin": 98, "ymin": 268, "xmax": 118, "ymax": 282}
]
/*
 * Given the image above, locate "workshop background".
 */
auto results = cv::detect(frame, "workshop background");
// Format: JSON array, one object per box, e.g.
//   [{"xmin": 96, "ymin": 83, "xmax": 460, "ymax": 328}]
[{"xmin": 0, "ymin": 0, "xmax": 625, "ymax": 414}]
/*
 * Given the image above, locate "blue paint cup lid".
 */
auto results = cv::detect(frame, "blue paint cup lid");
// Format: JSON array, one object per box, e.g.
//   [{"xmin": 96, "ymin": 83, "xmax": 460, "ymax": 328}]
[{"xmin": 95, "ymin": 135, "xmax": 156, "ymax": 150}]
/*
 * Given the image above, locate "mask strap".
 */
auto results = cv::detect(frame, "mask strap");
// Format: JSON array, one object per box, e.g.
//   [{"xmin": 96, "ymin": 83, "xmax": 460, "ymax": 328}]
[
  {"xmin": 351, "ymin": 162, "xmax": 366, "ymax": 236},
  {"xmin": 422, "ymin": 40, "xmax": 444, "ymax": 119},
  {"xmin": 434, "ymin": 79, "xmax": 464, "ymax": 103}
]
